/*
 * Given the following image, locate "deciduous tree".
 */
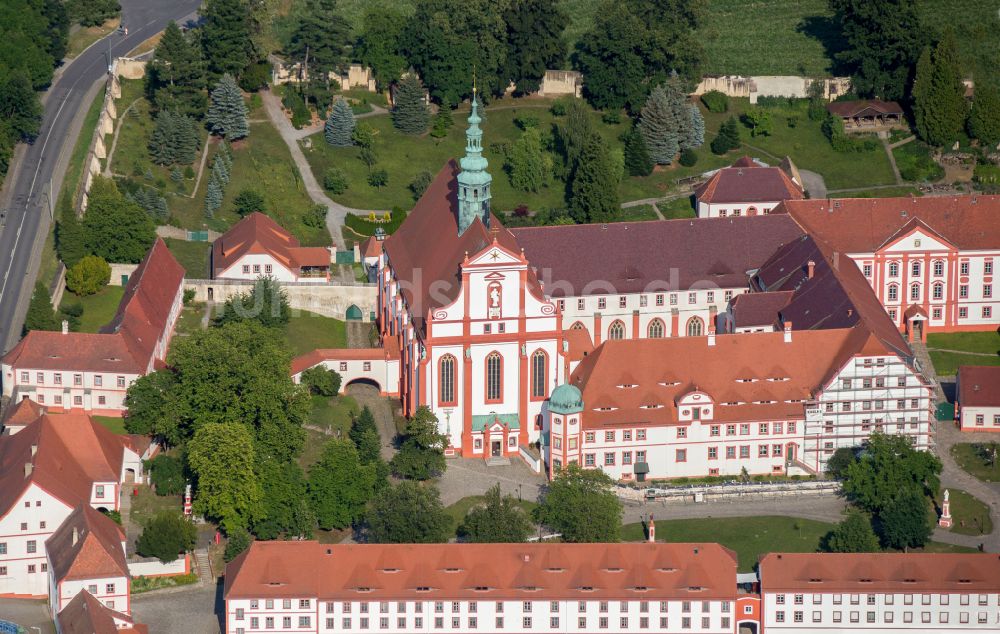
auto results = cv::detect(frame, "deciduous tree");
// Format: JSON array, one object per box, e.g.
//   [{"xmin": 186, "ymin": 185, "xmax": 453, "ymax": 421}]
[
  {"xmin": 501, "ymin": 0, "xmax": 568, "ymax": 95},
  {"xmin": 355, "ymin": 9, "xmax": 407, "ymax": 90},
  {"xmin": 390, "ymin": 406, "xmax": 447, "ymax": 480},
  {"xmin": 842, "ymin": 432, "xmax": 941, "ymax": 513},
  {"xmin": 308, "ymin": 439, "xmax": 376, "ymax": 529},
  {"xmin": 301, "ymin": 367, "xmax": 341, "ymax": 396},
  {"xmin": 148, "ymin": 455, "xmax": 185, "ymax": 496},
  {"xmin": 824, "ymin": 511, "xmax": 880, "ymax": 553},
  {"xmin": 507, "ymin": 126, "xmax": 547, "ymax": 192},
  {"xmin": 364, "ymin": 481, "xmax": 450, "ymax": 543},
  {"xmin": 534, "ymin": 462, "xmax": 622, "ymax": 542},
  {"xmin": 136, "ymin": 512, "xmax": 197, "ymax": 563},
  {"xmin": 232, "ymin": 188, "xmax": 265, "ymax": 216},
  {"xmin": 189, "ymin": 421, "xmax": 262, "ymax": 533},
  {"xmin": 252, "ymin": 457, "xmax": 314, "ymax": 540},
  {"xmin": 82, "ymin": 177, "xmax": 156, "ymax": 263},
  {"xmin": 877, "ymin": 487, "xmax": 933, "ymax": 550},
  {"xmin": 459, "ymin": 484, "xmax": 532, "ymax": 542},
  {"xmin": 65, "ymin": 255, "xmax": 111, "ymax": 296}
]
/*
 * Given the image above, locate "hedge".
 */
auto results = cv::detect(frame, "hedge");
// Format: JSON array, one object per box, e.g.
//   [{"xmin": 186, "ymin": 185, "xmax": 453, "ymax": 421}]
[{"xmin": 344, "ymin": 208, "xmax": 407, "ymax": 236}]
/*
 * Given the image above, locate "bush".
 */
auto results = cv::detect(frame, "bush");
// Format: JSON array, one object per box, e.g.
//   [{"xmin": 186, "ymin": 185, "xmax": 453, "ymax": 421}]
[
  {"xmin": 100, "ymin": 509, "xmax": 122, "ymax": 525},
  {"xmin": 183, "ymin": 288, "xmax": 196, "ymax": 305},
  {"xmin": 224, "ymin": 529, "xmax": 253, "ymax": 562},
  {"xmin": 514, "ymin": 114, "xmax": 540, "ymax": 130},
  {"xmin": 282, "ymin": 86, "xmax": 311, "ymax": 129},
  {"xmin": 66, "ymin": 255, "xmax": 111, "ymax": 296},
  {"xmin": 149, "ymin": 454, "xmax": 186, "ymax": 496},
  {"xmin": 135, "ymin": 512, "xmax": 197, "ymax": 564},
  {"xmin": 302, "ymin": 204, "xmax": 327, "ymax": 229},
  {"xmin": 700, "ymin": 91, "xmax": 729, "ymax": 113},
  {"xmin": 678, "ymin": 148, "xmax": 698, "ymax": 167},
  {"xmin": 233, "ymin": 189, "xmax": 266, "ymax": 216},
  {"xmin": 301, "ymin": 366, "xmax": 342, "ymax": 396},
  {"xmin": 601, "ymin": 111, "xmax": 621, "ymax": 124},
  {"xmin": 344, "ymin": 208, "xmax": 407, "ymax": 236},
  {"xmin": 822, "ymin": 115, "xmax": 878, "ymax": 153},
  {"xmin": 549, "ymin": 99, "xmax": 568, "ymax": 116},
  {"xmin": 368, "ymin": 169, "xmax": 389, "ymax": 189},
  {"xmin": 323, "ymin": 167, "xmax": 349, "ymax": 194},
  {"xmin": 239, "ymin": 61, "xmax": 271, "ymax": 92},
  {"xmin": 410, "ymin": 171, "xmax": 433, "ymax": 199}
]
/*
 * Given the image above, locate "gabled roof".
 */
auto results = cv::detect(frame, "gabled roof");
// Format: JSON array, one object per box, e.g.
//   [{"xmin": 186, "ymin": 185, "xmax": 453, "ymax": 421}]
[
  {"xmin": 510, "ymin": 215, "xmax": 804, "ymax": 298},
  {"xmin": 780, "ymin": 195, "xmax": 1000, "ymax": 252},
  {"xmin": 289, "ymin": 342, "xmax": 401, "ymax": 376},
  {"xmin": 825, "ymin": 99, "xmax": 903, "ymax": 118},
  {"xmin": 213, "ymin": 212, "xmax": 331, "ymax": 276},
  {"xmin": 225, "ymin": 542, "xmax": 738, "ymax": 600},
  {"xmin": 58, "ymin": 590, "xmax": 147, "ymax": 634},
  {"xmin": 382, "ymin": 162, "xmax": 539, "ymax": 337},
  {"xmin": 729, "ymin": 291, "xmax": 793, "ymax": 328},
  {"xmin": 3, "ymin": 239, "xmax": 184, "ymax": 374},
  {"xmin": 1, "ymin": 398, "xmax": 46, "ymax": 429},
  {"xmin": 47, "ymin": 505, "xmax": 128, "ymax": 583},
  {"xmin": 359, "ymin": 236, "xmax": 383, "ymax": 259},
  {"xmin": 958, "ymin": 365, "xmax": 1000, "ymax": 407},
  {"xmin": 694, "ymin": 157, "xmax": 803, "ymax": 204},
  {"xmin": 569, "ymin": 327, "xmax": 879, "ymax": 428},
  {"xmin": 760, "ymin": 552, "xmax": 1000, "ymax": 593},
  {"xmin": 0, "ymin": 413, "xmax": 127, "ymax": 522}
]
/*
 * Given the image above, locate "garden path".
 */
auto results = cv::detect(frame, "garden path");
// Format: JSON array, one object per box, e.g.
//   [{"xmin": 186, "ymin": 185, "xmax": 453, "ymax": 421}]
[
  {"xmin": 102, "ymin": 98, "xmax": 142, "ymax": 177},
  {"xmin": 881, "ymin": 137, "xmax": 904, "ymax": 185}
]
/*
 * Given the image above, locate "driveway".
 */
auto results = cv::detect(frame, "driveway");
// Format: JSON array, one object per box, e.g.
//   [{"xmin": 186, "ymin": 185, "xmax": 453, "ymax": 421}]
[
  {"xmin": 0, "ymin": 598, "xmax": 54, "ymax": 633},
  {"xmin": 131, "ymin": 581, "xmax": 223, "ymax": 634},
  {"xmin": 345, "ymin": 383, "xmax": 399, "ymax": 461},
  {"xmin": 798, "ymin": 169, "xmax": 827, "ymax": 199}
]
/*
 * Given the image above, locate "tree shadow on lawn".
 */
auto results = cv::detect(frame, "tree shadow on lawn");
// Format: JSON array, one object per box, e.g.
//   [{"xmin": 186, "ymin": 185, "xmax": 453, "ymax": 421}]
[{"xmin": 796, "ymin": 15, "xmax": 850, "ymax": 76}]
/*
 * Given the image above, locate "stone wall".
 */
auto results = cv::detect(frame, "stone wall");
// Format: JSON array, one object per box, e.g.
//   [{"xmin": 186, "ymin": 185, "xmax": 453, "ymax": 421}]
[
  {"xmin": 108, "ymin": 263, "xmax": 139, "ymax": 286},
  {"xmin": 184, "ymin": 279, "xmax": 378, "ymax": 321},
  {"xmin": 693, "ymin": 75, "xmax": 852, "ymax": 104}
]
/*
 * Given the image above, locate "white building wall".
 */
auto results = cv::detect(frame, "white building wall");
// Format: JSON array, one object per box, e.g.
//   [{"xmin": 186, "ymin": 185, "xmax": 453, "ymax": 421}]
[
  {"xmin": 217, "ymin": 254, "xmax": 299, "ymax": 282},
  {"xmin": 959, "ymin": 405, "xmax": 1000, "ymax": 431},
  {"xmin": 53, "ymin": 575, "xmax": 129, "ymax": 618},
  {"xmin": 0, "ymin": 485, "xmax": 73, "ymax": 597},
  {"xmin": 3, "ymin": 367, "xmax": 140, "ymax": 414},
  {"xmin": 697, "ymin": 200, "xmax": 783, "ymax": 219}
]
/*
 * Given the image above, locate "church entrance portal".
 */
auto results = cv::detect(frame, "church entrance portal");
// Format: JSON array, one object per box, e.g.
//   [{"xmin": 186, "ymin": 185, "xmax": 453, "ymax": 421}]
[{"xmin": 491, "ymin": 441, "xmax": 502, "ymax": 457}]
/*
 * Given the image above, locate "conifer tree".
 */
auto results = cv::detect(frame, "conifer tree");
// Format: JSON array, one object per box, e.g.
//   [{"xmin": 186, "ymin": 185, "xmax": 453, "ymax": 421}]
[
  {"xmin": 176, "ymin": 115, "xmax": 201, "ymax": 164},
  {"xmin": 623, "ymin": 128, "xmax": 653, "ymax": 176},
  {"xmin": 206, "ymin": 74, "xmax": 250, "ymax": 140},
  {"xmin": 391, "ymin": 74, "xmax": 430, "ymax": 135},
  {"xmin": 710, "ymin": 116, "xmax": 741, "ymax": 155},
  {"xmin": 212, "ymin": 155, "xmax": 230, "ymax": 186},
  {"xmin": 201, "ymin": 0, "xmax": 255, "ymax": 79},
  {"xmin": 912, "ymin": 31, "xmax": 966, "ymax": 147},
  {"xmin": 683, "ymin": 104, "xmax": 705, "ymax": 150},
  {"xmin": 968, "ymin": 82, "xmax": 1000, "ymax": 148},
  {"xmin": 149, "ymin": 110, "xmax": 177, "ymax": 165},
  {"xmin": 569, "ymin": 131, "xmax": 620, "ymax": 223},
  {"xmin": 507, "ymin": 127, "xmax": 546, "ymax": 192},
  {"xmin": 324, "ymin": 99, "xmax": 355, "ymax": 147},
  {"xmin": 55, "ymin": 203, "xmax": 87, "ymax": 267},
  {"xmin": 205, "ymin": 175, "xmax": 224, "ymax": 218},
  {"xmin": 148, "ymin": 21, "xmax": 207, "ymax": 118},
  {"xmin": 24, "ymin": 281, "xmax": 59, "ymax": 334},
  {"xmin": 638, "ymin": 79, "xmax": 688, "ymax": 164}
]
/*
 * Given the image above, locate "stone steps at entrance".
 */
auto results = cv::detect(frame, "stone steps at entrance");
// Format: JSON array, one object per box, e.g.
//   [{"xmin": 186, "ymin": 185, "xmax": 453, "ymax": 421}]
[{"xmin": 486, "ymin": 456, "xmax": 511, "ymax": 467}]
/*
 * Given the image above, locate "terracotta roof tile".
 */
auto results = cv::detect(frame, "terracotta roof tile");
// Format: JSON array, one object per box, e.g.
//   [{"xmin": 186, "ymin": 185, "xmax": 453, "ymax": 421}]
[
  {"xmin": 58, "ymin": 590, "xmax": 142, "ymax": 634},
  {"xmin": 212, "ymin": 212, "xmax": 331, "ymax": 275},
  {"xmin": 958, "ymin": 366, "xmax": 1000, "ymax": 407},
  {"xmin": 781, "ymin": 195, "xmax": 1000, "ymax": 252},
  {"xmin": 1, "ymin": 398, "xmax": 46, "ymax": 430},
  {"xmin": 694, "ymin": 157, "xmax": 803, "ymax": 204},
  {"xmin": 825, "ymin": 99, "xmax": 903, "ymax": 118},
  {"xmin": 729, "ymin": 291, "xmax": 793, "ymax": 328},
  {"xmin": 225, "ymin": 542, "xmax": 738, "ymax": 601},
  {"xmin": 760, "ymin": 553, "xmax": 1000, "ymax": 593},
  {"xmin": 290, "ymin": 345, "xmax": 401, "ymax": 376},
  {"xmin": 47, "ymin": 505, "xmax": 128, "ymax": 583}
]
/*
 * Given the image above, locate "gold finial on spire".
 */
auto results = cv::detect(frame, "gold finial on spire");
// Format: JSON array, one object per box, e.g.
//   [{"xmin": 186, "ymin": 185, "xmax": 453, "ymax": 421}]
[{"xmin": 472, "ymin": 65, "xmax": 477, "ymax": 96}]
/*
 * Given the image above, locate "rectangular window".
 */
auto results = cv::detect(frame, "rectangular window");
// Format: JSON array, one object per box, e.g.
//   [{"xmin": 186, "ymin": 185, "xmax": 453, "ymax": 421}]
[
  {"xmin": 619, "ymin": 296, "xmax": 627, "ymax": 308},
  {"xmin": 639, "ymin": 296, "xmax": 647, "ymax": 307},
  {"xmin": 675, "ymin": 449, "xmax": 686, "ymax": 462},
  {"xmin": 598, "ymin": 298, "xmax": 606, "ymax": 310},
  {"xmin": 622, "ymin": 451, "xmax": 632, "ymax": 465},
  {"xmin": 94, "ymin": 375, "xmax": 102, "ymax": 387},
  {"xmin": 708, "ymin": 447, "xmax": 717, "ymax": 459},
  {"xmin": 242, "ymin": 265, "xmax": 250, "ymax": 274},
  {"xmin": 604, "ymin": 453, "xmax": 615, "ymax": 466},
  {"xmin": 710, "ymin": 425, "xmax": 720, "ymax": 436},
  {"xmin": 636, "ymin": 429, "xmax": 646, "ymax": 440},
  {"xmin": 584, "ymin": 454, "xmax": 595, "ymax": 467},
  {"xmin": 726, "ymin": 446, "xmax": 735, "ymax": 459},
  {"xmin": 984, "ymin": 306, "xmax": 993, "ymax": 319},
  {"xmin": 605, "ymin": 431, "xmax": 615, "ymax": 442},
  {"xmin": 656, "ymin": 294, "xmax": 664, "ymax": 306},
  {"xmin": 26, "ymin": 540, "xmax": 36, "ymax": 554},
  {"xmin": 253, "ymin": 264, "xmax": 261, "ymax": 274},
  {"xmin": 863, "ymin": 264, "xmax": 872, "ymax": 277},
  {"xmin": 987, "ymin": 260, "xmax": 995, "ymax": 274},
  {"xmin": 739, "ymin": 446, "xmax": 750, "ymax": 459},
  {"xmin": 688, "ymin": 292, "xmax": 697, "ymax": 304}
]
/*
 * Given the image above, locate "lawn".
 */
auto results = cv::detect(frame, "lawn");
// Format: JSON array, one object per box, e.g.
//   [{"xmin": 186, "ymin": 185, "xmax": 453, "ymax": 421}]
[
  {"xmin": 174, "ymin": 304, "xmax": 206, "ymax": 336},
  {"xmin": 164, "ymin": 238, "xmax": 211, "ymax": 278},
  {"xmin": 620, "ymin": 515, "xmax": 977, "ymax": 571},
  {"xmin": 657, "ymin": 196, "xmax": 697, "ymax": 219},
  {"xmin": 93, "ymin": 415, "xmax": 126, "ymax": 434},
  {"xmin": 930, "ymin": 352, "xmax": 1000, "ymax": 377},
  {"xmin": 110, "ymin": 80, "xmax": 328, "ymax": 246},
  {"xmin": 297, "ymin": 427, "xmax": 330, "ymax": 470},
  {"xmin": 129, "ymin": 484, "xmax": 183, "ymax": 528},
  {"xmin": 444, "ymin": 495, "xmax": 538, "ymax": 538},
  {"xmin": 927, "ymin": 331, "xmax": 1000, "ymax": 376},
  {"xmin": 837, "ymin": 186, "xmax": 923, "ymax": 198},
  {"xmin": 951, "ymin": 443, "xmax": 1000, "ymax": 483},
  {"xmin": 62, "ymin": 285, "xmax": 125, "ymax": 333},
  {"xmin": 282, "ymin": 311, "xmax": 347, "ymax": 357},
  {"xmin": 309, "ymin": 394, "xmax": 359, "ymax": 436},
  {"xmin": 617, "ymin": 205, "xmax": 661, "ymax": 222},
  {"xmin": 928, "ymin": 489, "xmax": 993, "ymax": 537}
]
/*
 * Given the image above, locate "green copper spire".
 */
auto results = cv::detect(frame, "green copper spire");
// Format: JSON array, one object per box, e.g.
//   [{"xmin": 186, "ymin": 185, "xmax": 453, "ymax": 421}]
[{"xmin": 456, "ymin": 86, "xmax": 492, "ymax": 235}]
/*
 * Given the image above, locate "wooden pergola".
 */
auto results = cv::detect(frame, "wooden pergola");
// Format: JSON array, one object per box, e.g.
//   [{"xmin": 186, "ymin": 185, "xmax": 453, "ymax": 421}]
[{"xmin": 826, "ymin": 99, "xmax": 904, "ymax": 131}]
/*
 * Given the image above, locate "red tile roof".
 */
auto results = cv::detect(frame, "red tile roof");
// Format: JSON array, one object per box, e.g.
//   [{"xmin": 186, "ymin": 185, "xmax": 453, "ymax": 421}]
[
  {"xmin": 1, "ymin": 398, "xmax": 46, "ymax": 429},
  {"xmin": 0, "ymin": 413, "xmax": 126, "ymax": 521},
  {"xmin": 760, "ymin": 552, "xmax": 1000, "ymax": 593},
  {"xmin": 510, "ymin": 215, "xmax": 805, "ymax": 298},
  {"xmin": 225, "ymin": 541, "xmax": 738, "ymax": 601},
  {"xmin": 781, "ymin": 195, "xmax": 1000, "ymax": 252},
  {"xmin": 383, "ymin": 162, "xmax": 539, "ymax": 336},
  {"xmin": 290, "ymin": 345, "xmax": 402, "ymax": 376},
  {"xmin": 58, "ymin": 590, "xmax": 145, "ymax": 634},
  {"xmin": 213, "ymin": 212, "xmax": 331, "ymax": 276},
  {"xmin": 958, "ymin": 365, "xmax": 1000, "ymax": 407},
  {"xmin": 3, "ymin": 239, "xmax": 184, "ymax": 375},
  {"xmin": 359, "ymin": 236, "xmax": 383, "ymax": 259},
  {"xmin": 729, "ymin": 291, "xmax": 793, "ymax": 328},
  {"xmin": 563, "ymin": 327, "xmax": 595, "ymax": 362},
  {"xmin": 825, "ymin": 99, "xmax": 903, "ymax": 118},
  {"xmin": 47, "ymin": 505, "xmax": 128, "ymax": 583},
  {"xmin": 694, "ymin": 157, "xmax": 803, "ymax": 204},
  {"xmin": 569, "ymin": 326, "xmax": 882, "ymax": 428}
]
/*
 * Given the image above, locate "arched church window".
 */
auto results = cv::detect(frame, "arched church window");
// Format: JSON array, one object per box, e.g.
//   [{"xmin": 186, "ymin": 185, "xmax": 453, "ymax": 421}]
[
  {"xmin": 486, "ymin": 352, "xmax": 502, "ymax": 401},
  {"xmin": 439, "ymin": 355, "xmax": 456, "ymax": 405},
  {"xmin": 531, "ymin": 350, "xmax": 547, "ymax": 398},
  {"xmin": 686, "ymin": 317, "xmax": 704, "ymax": 337},
  {"xmin": 570, "ymin": 321, "xmax": 586, "ymax": 330},
  {"xmin": 647, "ymin": 319, "xmax": 665, "ymax": 338},
  {"xmin": 608, "ymin": 321, "xmax": 625, "ymax": 340}
]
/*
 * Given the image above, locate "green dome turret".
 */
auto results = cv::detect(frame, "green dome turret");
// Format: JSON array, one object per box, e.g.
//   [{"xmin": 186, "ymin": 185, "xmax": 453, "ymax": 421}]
[
  {"xmin": 549, "ymin": 383, "xmax": 583, "ymax": 415},
  {"xmin": 456, "ymin": 86, "xmax": 492, "ymax": 235}
]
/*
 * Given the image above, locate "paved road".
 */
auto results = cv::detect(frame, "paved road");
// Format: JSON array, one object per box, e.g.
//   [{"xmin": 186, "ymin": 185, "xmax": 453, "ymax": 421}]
[
  {"xmin": 0, "ymin": 0, "xmax": 202, "ymax": 355},
  {"xmin": 131, "ymin": 581, "xmax": 224, "ymax": 634}
]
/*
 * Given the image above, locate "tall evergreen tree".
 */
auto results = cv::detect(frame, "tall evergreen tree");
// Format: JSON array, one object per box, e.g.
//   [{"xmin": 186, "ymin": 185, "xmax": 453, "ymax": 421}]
[
  {"xmin": 623, "ymin": 127, "xmax": 653, "ymax": 176},
  {"xmin": 201, "ymin": 0, "xmax": 255, "ymax": 78},
  {"xmin": 212, "ymin": 154, "xmax": 231, "ymax": 186},
  {"xmin": 324, "ymin": 99, "xmax": 355, "ymax": 147},
  {"xmin": 968, "ymin": 82, "xmax": 1000, "ymax": 148},
  {"xmin": 710, "ymin": 116, "xmax": 741, "ymax": 155},
  {"xmin": 24, "ymin": 281, "xmax": 59, "ymax": 334},
  {"xmin": 205, "ymin": 175, "xmax": 224, "ymax": 218},
  {"xmin": 829, "ymin": 0, "xmax": 925, "ymax": 101},
  {"xmin": 147, "ymin": 22, "xmax": 207, "ymax": 118},
  {"xmin": 638, "ymin": 81, "xmax": 686, "ymax": 164},
  {"xmin": 912, "ymin": 31, "xmax": 967, "ymax": 147},
  {"xmin": 206, "ymin": 74, "xmax": 249, "ymax": 140},
  {"xmin": 355, "ymin": 8, "xmax": 407, "ymax": 90},
  {"xmin": 56, "ymin": 202, "xmax": 87, "ymax": 267},
  {"xmin": 507, "ymin": 126, "xmax": 547, "ymax": 192},
  {"xmin": 391, "ymin": 74, "xmax": 430, "ymax": 135},
  {"xmin": 501, "ymin": 0, "xmax": 569, "ymax": 95},
  {"xmin": 683, "ymin": 103, "xmax": 705, "ymax": 150},
  {"xmin": 287, "ymin": 0, "xmax": 351, "ymax": 80},
  {"xmin": 569, "ymin": 131, "xmax": 620, "ymax": 223},
  {"xmin": 149, "ymin": 110, "xmax": 178, "ymax": 165}
]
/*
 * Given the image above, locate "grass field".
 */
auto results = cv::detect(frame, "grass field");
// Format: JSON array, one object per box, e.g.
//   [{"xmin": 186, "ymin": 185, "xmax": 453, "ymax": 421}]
[
  {"xmin": 130, "ymin": 484, "xmax": 183, "ymax": 528},
  {"xmin": 951, "ymin": 443, "xmax": 1000, "ymax": 483},
  {"xmin": 928, "ymin": 489, "xmax": 993, "ymax": 537},
  {"xmin": 164, "ymin": 238, "xmax": 211, "ymax": 278},
  {"xmin": 298, "ymin": 427, "xmax": 329, "ymax": 469},
  {"xmin": 835, "ymin": 186, "xmax": 923, "ymax": 198},
  {"xmin": 282, "ymin": 310, "xmax": 347, "ymax": 356},
  {"xmin": 110, "ymin": 80, "xmax": 327, "ymax": 246},
  {"xmin": 62, "ymin": 285, "xmax": 125, "ymax": 333},
  {"xmin": 174, "ymin": 304, "xmax": 206, "ymax": 335},
  {"xmin": 620, "ymin": 515, "xmax": 977, "ymax": 571},
  {"xmin": 927, "ymin": 332, "xmax": 1000, "ymax": 376},
  {"xmin": 93, "ymin": 415, "xmax": 126, "ymax": 434},
  {"xmin": 309, "ymin": 394, "xmax": 359, "ymax": 436},
  {"xmin": 444, "ymin": 495, "xmax": 538, "ymax": 538}
]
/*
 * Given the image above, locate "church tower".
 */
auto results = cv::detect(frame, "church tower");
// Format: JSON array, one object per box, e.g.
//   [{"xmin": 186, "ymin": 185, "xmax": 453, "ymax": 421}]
[{"xmin": 456, "ymin": 87, "xmax": 492, "ymax": 234}]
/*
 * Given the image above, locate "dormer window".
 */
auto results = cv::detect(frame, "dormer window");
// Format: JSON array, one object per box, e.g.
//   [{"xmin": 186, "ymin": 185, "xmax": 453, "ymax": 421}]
[
  {"xmin": 416, "ymin": 587, "xmax": 431, "ymax": 592},
  {"xmin": 579, "ymin": 586, "xmax": 594, "ymax": 592}
]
